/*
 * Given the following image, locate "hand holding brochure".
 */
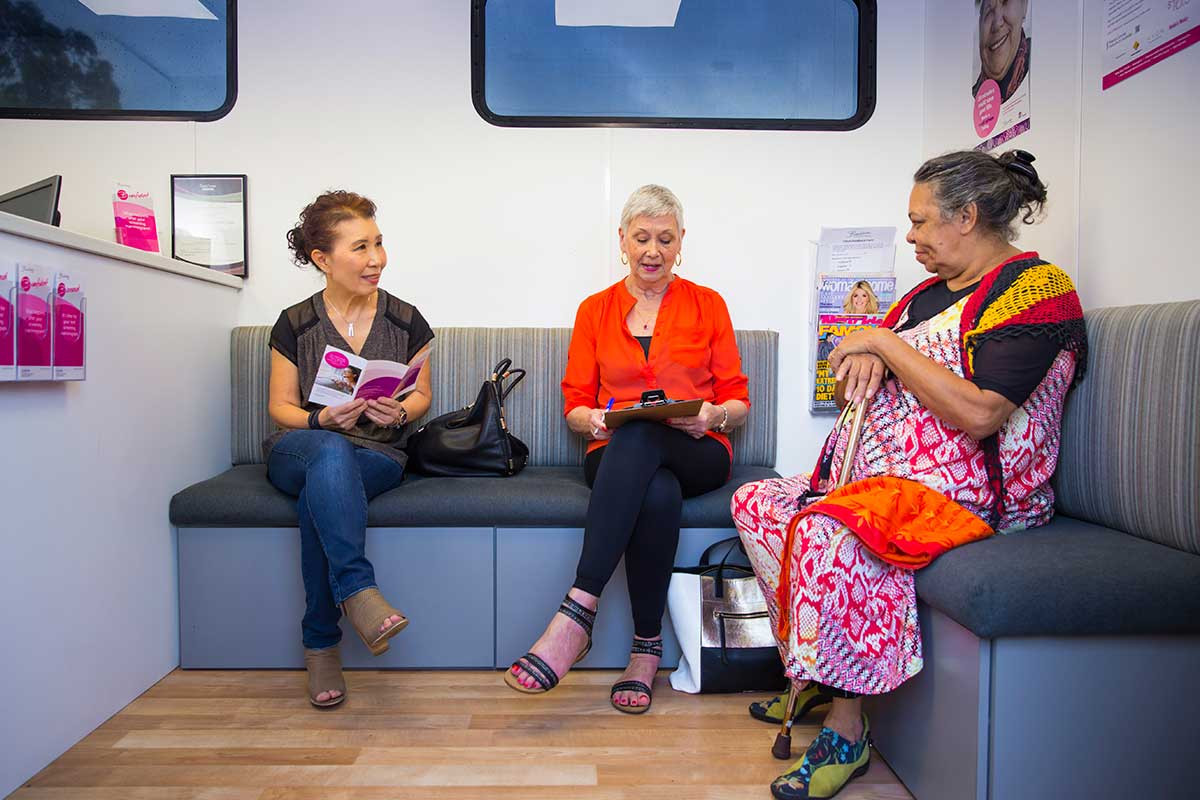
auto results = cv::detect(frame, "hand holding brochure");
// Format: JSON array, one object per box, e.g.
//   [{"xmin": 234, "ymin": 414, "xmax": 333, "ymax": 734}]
[{"xmin": 308, "ymin": 345, "xmax": 430, "ymax": 407}]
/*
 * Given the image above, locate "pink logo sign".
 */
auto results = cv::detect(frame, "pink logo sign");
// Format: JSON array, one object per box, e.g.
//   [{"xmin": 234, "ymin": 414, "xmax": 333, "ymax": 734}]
[
  {"xmin": 20, "ymin": 276, "xmax": 31, "ymax": 292},
  {"xmin": 325, "ymin": 351, "xmax": 350, "ymax": 369},
  {"xmin": 973, "ymin": 80, "xmax": 1000, "ymax": 138},
  {"xmin": 58, "ymin": 283, "xmax": 66, "ymax": 297},
  {"xmin": 117, "ymin": 189, "xmax": 129, "ymax": 200}
]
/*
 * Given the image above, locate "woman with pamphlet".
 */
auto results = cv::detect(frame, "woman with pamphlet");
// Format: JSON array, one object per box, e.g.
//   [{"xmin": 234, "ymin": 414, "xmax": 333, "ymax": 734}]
[
  {"xmin": 264, "ymin": 191, "xmax": 434, "ymax": 708},
  {"xmin": 503, "ymin": 184, "xmax": 750, "ymax": 714}
]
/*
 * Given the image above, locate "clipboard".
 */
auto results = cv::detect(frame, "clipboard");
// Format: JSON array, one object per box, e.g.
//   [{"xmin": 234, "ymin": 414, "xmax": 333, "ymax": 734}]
[{"xmin": 604, "ymin": 398, "xmax": 704, "ymax": 429}]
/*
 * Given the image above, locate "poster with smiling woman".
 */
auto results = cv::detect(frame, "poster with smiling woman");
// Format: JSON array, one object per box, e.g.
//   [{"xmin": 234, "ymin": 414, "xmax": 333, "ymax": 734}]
[{"xmin": 972, "ymin": 0, "xmax": 1032, "ymax": 151}]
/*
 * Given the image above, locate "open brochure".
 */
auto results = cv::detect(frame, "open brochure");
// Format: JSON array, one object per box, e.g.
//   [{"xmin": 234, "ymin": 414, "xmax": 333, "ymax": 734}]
[{"xmin": 308, "ymin": 345, "xmax": 430, "ymax": 407}]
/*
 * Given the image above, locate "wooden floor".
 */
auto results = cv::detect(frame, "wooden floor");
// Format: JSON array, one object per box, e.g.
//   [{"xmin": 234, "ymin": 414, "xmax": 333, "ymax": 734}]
[{"xmin": 12, "ymin": 669, "xmax": 913, "ymax": 800}]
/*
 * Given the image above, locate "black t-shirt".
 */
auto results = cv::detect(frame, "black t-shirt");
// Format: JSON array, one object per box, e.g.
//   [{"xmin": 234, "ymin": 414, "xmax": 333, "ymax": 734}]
[{"xmin": 894, "ymin": 281, "xmax": 1060, "ymax": 406}]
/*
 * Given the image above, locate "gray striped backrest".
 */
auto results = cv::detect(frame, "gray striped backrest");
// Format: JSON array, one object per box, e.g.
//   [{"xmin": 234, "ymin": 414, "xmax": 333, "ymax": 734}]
[
  {"xmin": 232, "ymin": 326, "xmax": 778, "ymax": 468},
  {"xmin": 1055, "ymin": 301, "xmax": 1200, "ymax": 555}
]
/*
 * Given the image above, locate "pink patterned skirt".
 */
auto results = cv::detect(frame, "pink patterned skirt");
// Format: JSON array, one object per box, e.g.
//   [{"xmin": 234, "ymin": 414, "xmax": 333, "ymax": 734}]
[{"xmin": 732, "ymin": 474, "xmax": 923, "ymax": 695}]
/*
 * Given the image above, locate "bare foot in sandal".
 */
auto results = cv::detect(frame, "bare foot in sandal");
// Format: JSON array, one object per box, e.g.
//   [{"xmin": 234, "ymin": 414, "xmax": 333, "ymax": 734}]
[
  {"xmin": 507, "ymin": 589, "xmax": 597, "ymax": 692},
  {"xmin": 305, "ymin": 647, "xmax": 346, "ymax": 708},
  {"xmin": 611, "ymin": 636, "xmax": 661, "ymax": 712}
]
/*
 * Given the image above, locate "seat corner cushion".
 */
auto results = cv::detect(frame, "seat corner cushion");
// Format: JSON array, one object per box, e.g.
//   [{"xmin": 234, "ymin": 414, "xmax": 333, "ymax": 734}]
[
  {"xmin": 915, "ymin": 516, "xmax": 1200, "ymax": 638},
  {"xmin": 170, "ymin": 464, "xmax": 296, "ymax": 527}
]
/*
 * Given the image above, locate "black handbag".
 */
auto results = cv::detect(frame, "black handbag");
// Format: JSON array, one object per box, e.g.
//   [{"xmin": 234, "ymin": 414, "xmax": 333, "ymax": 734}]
[
  {"xmin": 405, "ymin": 358, "xmax": 529, "ymax": 477},
  {"xmin": 668, "ymin": 537, "xmax": 788, "ymax": 694}
]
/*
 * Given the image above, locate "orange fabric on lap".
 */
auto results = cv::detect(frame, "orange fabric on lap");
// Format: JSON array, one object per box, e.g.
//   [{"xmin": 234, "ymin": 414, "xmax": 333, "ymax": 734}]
[
  {"xmin": 562, "ymin": 276, "xmax": 750, "ymax": 457},
  {"xmin": 775, "ymin": 476, "xmax": 993, "ymax": 640}
]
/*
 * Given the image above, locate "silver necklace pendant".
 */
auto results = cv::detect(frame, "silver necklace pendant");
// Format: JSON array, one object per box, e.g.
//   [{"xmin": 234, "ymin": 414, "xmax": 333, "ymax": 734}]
[{"xmin": 347, "ymin": 322, "xmax": 355, "ymax": 338}]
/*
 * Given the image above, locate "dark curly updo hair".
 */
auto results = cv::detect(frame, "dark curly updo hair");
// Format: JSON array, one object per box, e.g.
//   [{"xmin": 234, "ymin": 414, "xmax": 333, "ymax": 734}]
[
  {"xmin": 286, "ymin": 190, "xmax": 378, "ymax": 268},
  {"xmin": 914, "ymin": 149, "xmax": 1048, "ymax": 242}
]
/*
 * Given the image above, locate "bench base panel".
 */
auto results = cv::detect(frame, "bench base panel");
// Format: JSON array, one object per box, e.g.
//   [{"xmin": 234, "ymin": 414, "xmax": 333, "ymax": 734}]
[
  {"xmin": 178, "ymin": 526, "xmax": 738, "ymax": 669},
  {"xmin": 868, "ymin": 605, "xmax": 1200, "ymax": 800}
]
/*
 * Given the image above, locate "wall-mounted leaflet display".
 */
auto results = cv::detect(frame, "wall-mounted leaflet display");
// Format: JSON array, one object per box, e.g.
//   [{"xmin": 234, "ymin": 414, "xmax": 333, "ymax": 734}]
[
  {"xmin": 3, "ymin": 263, "xmax": 87, "ymax": 383},
  {"xmin": 0, "ymin": 261, "xmax": 14, "ymax": 381},
  {"xmin": 171, "ymin": 174, "xmax": 247, "ymax": 277},
  {"xmin": 16, "ymin": 263, "xmax": 52, "ymax": 380},
  {"xmin": 53, "ymin": 273, "xmax": 85, "ymax": 381},
  {"xmin": 809, "ymin": 228, "xmax": 897, "ymax": 414}
]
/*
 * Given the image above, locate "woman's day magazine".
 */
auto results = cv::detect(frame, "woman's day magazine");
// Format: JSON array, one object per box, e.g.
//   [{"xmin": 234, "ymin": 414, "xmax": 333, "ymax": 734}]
[{"xmin": 308, "ymin": 345, "xmax": 431, "ymax": 406}]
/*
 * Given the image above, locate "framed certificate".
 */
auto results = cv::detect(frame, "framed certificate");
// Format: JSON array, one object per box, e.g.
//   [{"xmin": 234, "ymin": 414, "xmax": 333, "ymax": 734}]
[{"xmin": 170, "ymin": 174, "xmax": 248, "ymax": 277}]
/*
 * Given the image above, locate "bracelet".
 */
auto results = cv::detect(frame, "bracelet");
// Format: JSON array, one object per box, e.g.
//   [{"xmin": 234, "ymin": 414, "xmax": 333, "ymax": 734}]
[
  {"xmin": 713, "ymin": 404, "xmax": 730, "ymax": 433},
  {"xmin": 307, "ymin": 408, "xmax": 323, "ymax": 430}
]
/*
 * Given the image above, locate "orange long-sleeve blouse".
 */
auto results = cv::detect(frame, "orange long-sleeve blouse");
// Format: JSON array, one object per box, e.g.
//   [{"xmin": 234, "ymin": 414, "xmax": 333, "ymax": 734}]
[{"xmin": 561, "ymin": 276, "xmax": 751, "ymax": 458}]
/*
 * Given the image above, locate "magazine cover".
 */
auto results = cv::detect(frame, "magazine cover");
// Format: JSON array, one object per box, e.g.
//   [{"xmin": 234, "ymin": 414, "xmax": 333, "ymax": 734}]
[
  {"xmin": 308, "ymin": 345, "xmax": 430, "ymax": 407},
  {"xmin": 52, "ymin": 273, "xmax": 85, "ymax": 381},
  {"xmin": 811, "ymin": 314, "xmax": 887, "ymax": 413},
  {"xmin": 815, "ymin": 274, "xmax": 897, "ymax": 317},
  {"xmin": 0, "ymin": 262, "xmax": 14, "ymax": 381}
]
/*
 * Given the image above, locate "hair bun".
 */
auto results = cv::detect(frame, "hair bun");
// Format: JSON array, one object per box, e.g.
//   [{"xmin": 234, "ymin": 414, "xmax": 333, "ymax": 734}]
[{"xmin": 1004, "ymin": 149, "xmax": 1039, "ymax": 183}]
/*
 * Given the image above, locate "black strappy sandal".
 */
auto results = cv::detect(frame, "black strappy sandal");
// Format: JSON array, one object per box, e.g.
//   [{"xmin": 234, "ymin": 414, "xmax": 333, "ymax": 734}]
[
  {"xmin": 503, "ymin": 594, "xmax": 595, "ymax": 694},
  {"xmin": 610, "ymin": 636, "xmax": 663, "ymax": 714}
]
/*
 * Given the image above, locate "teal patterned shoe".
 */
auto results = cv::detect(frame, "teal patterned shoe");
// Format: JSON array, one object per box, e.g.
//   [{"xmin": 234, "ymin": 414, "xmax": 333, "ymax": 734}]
[
  {"xmin": 770, "ymin": 714, "xmax": 871, "ymax": 800},
  {"xmin": 749, "ymin": 684, "xmax": 834, "ymax": 724}
]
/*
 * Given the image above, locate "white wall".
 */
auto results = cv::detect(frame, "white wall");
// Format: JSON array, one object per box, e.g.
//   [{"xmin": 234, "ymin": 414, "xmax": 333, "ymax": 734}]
[
  {"xmin": 923, "ymin": 0, "xmax": 1200, "ymax": 308},
  {"xmin": 0, "ymin": 229, "xmax": 238, "ymax": 798},
  {"xmin": 0, "ymin": 1, "xmax": 928, "ymax": 476},
  {"xmin": 1077, "ymin": 0, "xmax": 1200, "ymax": 308}
]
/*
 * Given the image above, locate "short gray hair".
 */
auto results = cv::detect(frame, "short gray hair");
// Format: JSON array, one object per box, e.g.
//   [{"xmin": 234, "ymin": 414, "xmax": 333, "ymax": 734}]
[
  {"xmin": 914, "ymin": 150, "xmax": 1047, "ymax": 242},
  {"xmin": 620, "ymin": 184, "xmax": 684, "ymax": 231}
]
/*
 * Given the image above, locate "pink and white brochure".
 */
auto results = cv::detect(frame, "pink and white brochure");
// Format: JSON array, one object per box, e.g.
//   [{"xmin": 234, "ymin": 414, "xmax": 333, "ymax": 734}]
[
  {"xmin": 16, "ymin": 263, "xmax": 52, "ymax": 380},
  {"xmin": 308, "ymin": 345, "xmax": 431, "ymax": 407},
  {"xmin": 113, "ymin": 183, "xmax": 160, "ymax": 253},
  {"xmin": 53, "ymin": 272, "xmax": 85, "ymax": 381},
  {"xmin": 0, "ymin": 262, "xmax": 14, "ymax": 381}
]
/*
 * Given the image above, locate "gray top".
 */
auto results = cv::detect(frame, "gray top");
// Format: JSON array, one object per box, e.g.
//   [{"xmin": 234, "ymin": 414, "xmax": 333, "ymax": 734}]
[{"xmin": 264, "ymin": 289, "xmax": 434, "ymax": 467}]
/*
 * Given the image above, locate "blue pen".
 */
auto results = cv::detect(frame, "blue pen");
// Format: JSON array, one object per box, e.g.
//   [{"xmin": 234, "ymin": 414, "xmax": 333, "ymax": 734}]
[{"xmin": 605, "ymin": 397, "xmax": 615, "ymax": 412}]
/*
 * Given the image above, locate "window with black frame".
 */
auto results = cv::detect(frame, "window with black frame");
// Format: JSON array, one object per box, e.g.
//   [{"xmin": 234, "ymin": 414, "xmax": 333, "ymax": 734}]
[
  {"xmin": 0, "ymin": 0, "xmax": 236, "ymax": 121},
  {"xmin": 472, "ymin": 0, "xmax": 875, "ymax": 130}
]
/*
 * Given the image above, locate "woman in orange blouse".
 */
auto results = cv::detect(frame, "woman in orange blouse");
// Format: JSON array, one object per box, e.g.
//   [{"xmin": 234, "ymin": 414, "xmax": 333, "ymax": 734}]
[{"xmin": 504, "ymin": 185, "xmax": 750, "ymax": 712}]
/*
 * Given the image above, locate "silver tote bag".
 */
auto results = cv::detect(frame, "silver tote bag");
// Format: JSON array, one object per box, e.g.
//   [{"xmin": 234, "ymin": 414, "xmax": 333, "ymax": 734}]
[{"xmin": 668, "ymin": 537, "xmax": 787, "ymax": 694}]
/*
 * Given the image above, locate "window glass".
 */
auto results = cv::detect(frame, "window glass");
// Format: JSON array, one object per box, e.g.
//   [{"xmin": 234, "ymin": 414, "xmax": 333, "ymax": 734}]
[
  {"xmin": 0, "ymin": 0, "xmax": 235, "ymax": 120},
  {"xmin": 474, "ymin": 0, "xmax": 875, "ymax": 129}
]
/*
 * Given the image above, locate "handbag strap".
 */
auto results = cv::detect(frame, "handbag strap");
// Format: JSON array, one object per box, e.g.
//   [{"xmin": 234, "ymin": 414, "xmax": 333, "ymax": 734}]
[
  {"xmin": 699, "ymin": 537, "xmax": 747, "ymax": 599},
  {"xmin": 490, "ymin": 358, "xmax": 527, "ymax": 402}
]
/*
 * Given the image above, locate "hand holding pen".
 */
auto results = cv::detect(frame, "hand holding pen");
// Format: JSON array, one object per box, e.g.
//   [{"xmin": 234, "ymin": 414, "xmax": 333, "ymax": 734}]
[{"xmin": 588, "ymin": 398, "xmax": 615, "ymax": 440}]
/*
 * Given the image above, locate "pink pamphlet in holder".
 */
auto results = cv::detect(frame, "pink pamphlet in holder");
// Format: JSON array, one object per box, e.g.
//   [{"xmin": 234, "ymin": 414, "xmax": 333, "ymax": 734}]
[
  {"xmin": 53, "ymin": 272, "xmax": 85, "ymax": 381},
  {"xmin": 16, "ymin": 263, "xmax": 52, "ymax": 380},
  {"xmin": 113, "ymin": 184, "xmax": 160, "ymax": 253},
  {"xmin": 0, "ymin": 263, "xmax": 14, "ymax": 381}
]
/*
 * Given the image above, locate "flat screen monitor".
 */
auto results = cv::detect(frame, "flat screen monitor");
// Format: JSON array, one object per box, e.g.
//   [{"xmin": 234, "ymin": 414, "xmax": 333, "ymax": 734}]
[{"xmin": 0, "ymin": 175, "xmax": 62, "ymax": 226}]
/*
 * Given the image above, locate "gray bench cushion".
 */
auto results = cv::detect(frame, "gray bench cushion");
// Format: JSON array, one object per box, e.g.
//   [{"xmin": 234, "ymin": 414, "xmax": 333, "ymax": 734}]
[
  {"xmin": 232, "ymin": 326, "xmax": 779, "ymax": 469},
  {"xmin": 1055, "ymin": 301, "xmax": 1200, "ymax": 555},
  {"xmin": 916, "ymin": 515, "xmax": 1200, "ymax": 638},
  {"xmin": 169, "ymin": 464, "xmax": 781, "ymax": 529}
]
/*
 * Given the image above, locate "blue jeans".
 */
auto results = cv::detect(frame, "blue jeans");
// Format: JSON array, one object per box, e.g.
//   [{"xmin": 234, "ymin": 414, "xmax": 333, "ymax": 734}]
[{"xmin": 267, "ymin": 430, "xmax": 406, "ymax": 649}]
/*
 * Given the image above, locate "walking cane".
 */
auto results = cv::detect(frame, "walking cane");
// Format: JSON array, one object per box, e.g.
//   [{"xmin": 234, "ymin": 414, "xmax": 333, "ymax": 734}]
[{"xmin": 772, "ymin": 397, "xmax": 869, "ymax": 760}]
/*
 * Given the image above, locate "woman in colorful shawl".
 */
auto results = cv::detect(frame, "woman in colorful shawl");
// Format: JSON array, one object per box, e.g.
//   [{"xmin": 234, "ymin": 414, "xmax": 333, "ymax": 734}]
[{"xmin": 734, "ymin": 149, "xmax": 1088, "ymax": 800}]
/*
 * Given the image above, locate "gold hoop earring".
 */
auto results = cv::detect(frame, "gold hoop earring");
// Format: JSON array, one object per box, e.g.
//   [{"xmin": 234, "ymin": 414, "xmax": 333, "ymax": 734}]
[
  {"xmin": 621, "ymin": 252, "xmax": 629, "ymax": 266},
  {"xmin": 674, "ymin": 253, "xmax": 682, "ymax": 267}
]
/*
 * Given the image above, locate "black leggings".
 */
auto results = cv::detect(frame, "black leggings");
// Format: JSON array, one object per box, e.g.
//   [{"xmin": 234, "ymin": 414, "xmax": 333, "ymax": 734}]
[{"xmin": 573, "ymin": 420, "xmax": 730, "ymax": 639}]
